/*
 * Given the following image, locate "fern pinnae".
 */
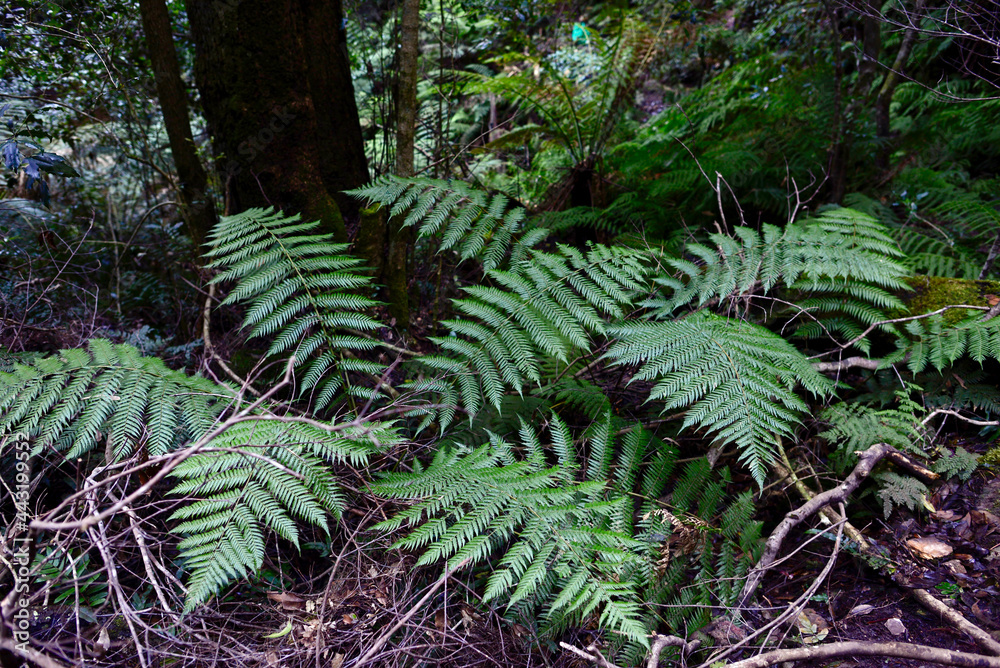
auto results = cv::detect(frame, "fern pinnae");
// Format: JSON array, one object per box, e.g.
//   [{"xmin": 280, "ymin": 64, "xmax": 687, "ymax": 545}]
[{"xmin": 206, "ymin": 208, "xmax": 384, "ymax": 409}]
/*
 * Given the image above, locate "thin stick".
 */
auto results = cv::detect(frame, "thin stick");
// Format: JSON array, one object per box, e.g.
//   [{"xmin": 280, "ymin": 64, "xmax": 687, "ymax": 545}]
[{"xmin": 352, "ymin": 558, "xmax": 471, "ymax": 667}]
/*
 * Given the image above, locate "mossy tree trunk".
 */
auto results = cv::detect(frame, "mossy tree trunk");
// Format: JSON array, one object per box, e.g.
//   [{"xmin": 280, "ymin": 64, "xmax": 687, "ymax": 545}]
[
  {"xmin": 183, "ymin": 0, "xmax": 369, "ymax": 242},
  {"xmin": 383, "ymin": 0, "xmax": 421, "ymax": 331},
  {"xmin": 138, "ymin": 0, "xmax": 217, "ymax": 250}
]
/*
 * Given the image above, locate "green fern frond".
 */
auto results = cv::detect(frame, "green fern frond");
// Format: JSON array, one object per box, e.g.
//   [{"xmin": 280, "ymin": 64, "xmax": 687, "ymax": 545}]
[
  {"xmin": 349, "ymin": 176, "xmax": 534, "ymax": 270},
  {"xmin": 170, "ymin": 419, "xmax": 395, "ymax": 611},
  {"xmin": 408, "ymin": 243, "xmax": 653, "ymax": 429},
  {"xmin": 884, "ymin": 314, "xmax": 1000, "ymax": 374},
  {"xmin": 646, "ymin": 210, "xmax": 909, "ymax": 341},
  {"xmin": 605, "ymin": 313, "xmax": 834, "ymax": 485},
  {"xmin": 0, "ymin": 339, "xmax": 229, "ymax": 458},
  {"xmin": 205, "ymin": 208, "xmax": 384, "ymax": 410},
  {"xmin": 372, "ymin": 413, "xmax": 654, "ymax": 646},
  {"xmin": 820, "ymin": 392, "xmax": 926, "ymax": 474}
]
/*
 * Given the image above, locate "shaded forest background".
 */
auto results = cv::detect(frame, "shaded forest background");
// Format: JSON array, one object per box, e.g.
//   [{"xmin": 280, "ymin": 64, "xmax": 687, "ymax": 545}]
[{"xmin": 2, "ymin": 1, "xmax": 1000, "ymax": 667}]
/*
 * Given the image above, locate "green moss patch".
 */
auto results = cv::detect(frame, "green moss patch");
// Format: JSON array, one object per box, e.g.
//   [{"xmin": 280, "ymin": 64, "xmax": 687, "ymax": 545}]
[{"xmin": 901, "ymin": 276, "xmax": 1000, "ymax": 324}]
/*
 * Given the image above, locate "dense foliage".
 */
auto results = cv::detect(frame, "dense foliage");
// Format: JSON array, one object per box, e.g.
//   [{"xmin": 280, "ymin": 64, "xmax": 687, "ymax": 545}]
[{"xmin": 2, "ymin": 1, "xmax": 999, "ymax": 667}]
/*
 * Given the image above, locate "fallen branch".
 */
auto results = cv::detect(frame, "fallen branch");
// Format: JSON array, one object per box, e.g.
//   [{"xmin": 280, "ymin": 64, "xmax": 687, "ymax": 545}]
[
  {"xmin": 812, "ymin": 356, "xmax": 883, "ymax": 372},
  {"xmin": 912, "ymin": 588, "xmax": 1000, "ymax": 656},
  {"xmin": 647, "ymin": 634, "xmax": 701, "ymax": 668},
  {"xmin": 560, "ymin": 633, "xmax": 701, "ymax": 668},
  {"xmin": 722, "ymin": 640, "xmax": 1000, "ymax": 668},
  {"xmin": 559, "ymin": 642, "xmax": 620, "ymax": 668},
  {"xmin": 738, "ymin": 443, "xmax": 896, "ymax": 607},
  {"xmin": 767, "ymin": 448, "xmax": 1000, "ymax": 658}
]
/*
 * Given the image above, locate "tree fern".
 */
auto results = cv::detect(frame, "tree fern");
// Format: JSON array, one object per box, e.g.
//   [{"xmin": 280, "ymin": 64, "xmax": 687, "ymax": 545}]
[
  {"xmin": 604, "ymin": 313, "xmax": 834, "ymax": 485},
  {"xmin": 0, "ymin": 339, "xmax": 228, "ymax": 458},
  {"xmin": 204, "ymin": 208, "xmax": 384, "ymax": 410},
  {"xmin": 169, "ymin": 419, "xmax": 393, "ymax": 610},
  {"xmin": 467, "ymin": 14, "xmax": 661, "ymax": 169},
  {"xmin": 372, "ymin": 414, "xmax": 662, "ymax": 646}
]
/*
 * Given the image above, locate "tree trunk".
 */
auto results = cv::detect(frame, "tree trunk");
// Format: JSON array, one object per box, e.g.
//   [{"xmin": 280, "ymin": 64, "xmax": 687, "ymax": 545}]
[
  {"xmin": 385, "ymin": 0, "xmax": 421, "ymax": 330},
  {"xmin": 137, "ymin": 0, "xmax": 217, "ymax": 249},
  {"xmin": 183, "ymin": 0, "xmax": 369, "ymax": 242},
  {"xmin": 874, "ymin": 0, "xmax": 925, "ymax": 170}
]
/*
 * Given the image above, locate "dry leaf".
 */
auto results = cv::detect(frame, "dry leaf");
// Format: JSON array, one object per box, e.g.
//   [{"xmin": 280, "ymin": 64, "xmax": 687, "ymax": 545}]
[
  {"xmin": 706, "ymin": 619, "xmax": 746, "ymax": 643},
  {"xmin": 794, "ymin": 608, "xmax": 829, "ymax": 644},
  {"xmin": 906, "ymin": 536, "xmax": 954, "ymax": 559},
  {"xmin": 342, "ymin": 613, "xmax": 357, "ymax": 625},
  {"xmin": 460, "ymin": 603, "xmax": 483, "ymax": 627},
  {"xmin": 267, "ymin": 591, "xmax": 307, "ymax": 611},
  {"xmin": 846, "ymin": 604, "xmax": 874, "ymax": 618},
  {"xmin": 266, "ymin": 651, "xmax": 280, "ymax": 667},
  {"xmin": 435, "ymin": 609, "xmax": 447, "ymax": 632},
  {"xmin": 885, "ymin": 617, "xmax": 907, "ymax": 636},
  {"xmin": 94, "ymin": 627, "xmax": 111, "ymax": 656},
  {"xmin": 330, "ymin": 654, "xmax": 345, "ymax": 668},
  {"xmin": 944, "ymin": 559, "xmax": 967, "ymax": 575}
]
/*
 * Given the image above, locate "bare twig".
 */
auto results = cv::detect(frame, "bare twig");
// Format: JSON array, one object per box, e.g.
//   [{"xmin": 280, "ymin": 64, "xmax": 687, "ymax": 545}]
[
  {"xmin": 923, "ymin": 408, "xmax": 1000, "ymax": 427},
  {"xmin": 812, "ymin": 356, "xmax": 884, "ymax": 372},
  {"xmin": 352, "ymin": 558, "xmax": 471, "ymax": 668},
  {"xmin": 202, "ymin": 283, "xmax": 262, "ymax": 396}
]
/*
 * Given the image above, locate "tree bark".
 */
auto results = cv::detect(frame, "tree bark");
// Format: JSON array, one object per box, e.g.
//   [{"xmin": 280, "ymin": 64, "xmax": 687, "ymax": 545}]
[
  {"xmin": 384, "ymin": 0, "xmax": 421, "ymax": 330},
  {"xmin": 137, "ymin": 0, "xmax": 217, "ymax": 249},
  {"xmin": 874, "ymin": 0, "xmax": 926, "ymax": 170},
  {"xmin": 183, "ymin": 0, "xmax": 369, "ymax": 242}
]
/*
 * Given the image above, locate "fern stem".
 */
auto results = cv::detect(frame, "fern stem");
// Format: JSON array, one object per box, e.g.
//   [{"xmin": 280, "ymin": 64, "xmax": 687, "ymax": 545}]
[{"xmin": 202, "ymin": 283, "xmax": 261, "ymax": 396}]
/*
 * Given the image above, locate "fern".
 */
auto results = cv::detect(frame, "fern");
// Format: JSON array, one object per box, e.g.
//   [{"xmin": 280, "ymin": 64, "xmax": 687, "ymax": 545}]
[
  {"xmin": 646, "ymin": 208, "xmax": 909, "ymax": 352},
  {"xmin": 374, "ymin": 413, "xmax": 664, "ymax": 647},
  {"xmin": 204, "ymin": 208, "xmax": 384, "ymax": 410},
  {"xmin": 408, "ymin": 242, "xmax": 653, "ymax": 430},
  {"xmin": 819, "ymin": 397, "xmax": 926, "ymax": 474},
  {"xmin": 604, "ymin": 313, "xmax": 834, "ymax": 485},
  {"xmin": 884, "ymin": 314, "xmax": 1000, "ymax": 374},
  {"xmin": 468, "ymin": 15, "xmax": 661, "ymax": 168},
  {"xmin": 932, "ymin": 447, "xmax": 979, "ymax": 481},
  {"xmin": 0, "ymin": 338, "xmax": 399, "ymax": 611},
  {"xmin": 348, "ymin": 176, "xmax": 535, "ymax": 270},
  {"xmin": 374, "ymin": 408, "xmax": 766, "ymax": 658},
  {"xmin": 0, "ymin": 339, "xmax": 228, "ymax": 458},
  {"xmin": 169, "ymin": 419, "xmax": 393, "ymax": 610},
  {"xmin": 875, "ymin": 471, "xmax": 930, "ymax": 518}
]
